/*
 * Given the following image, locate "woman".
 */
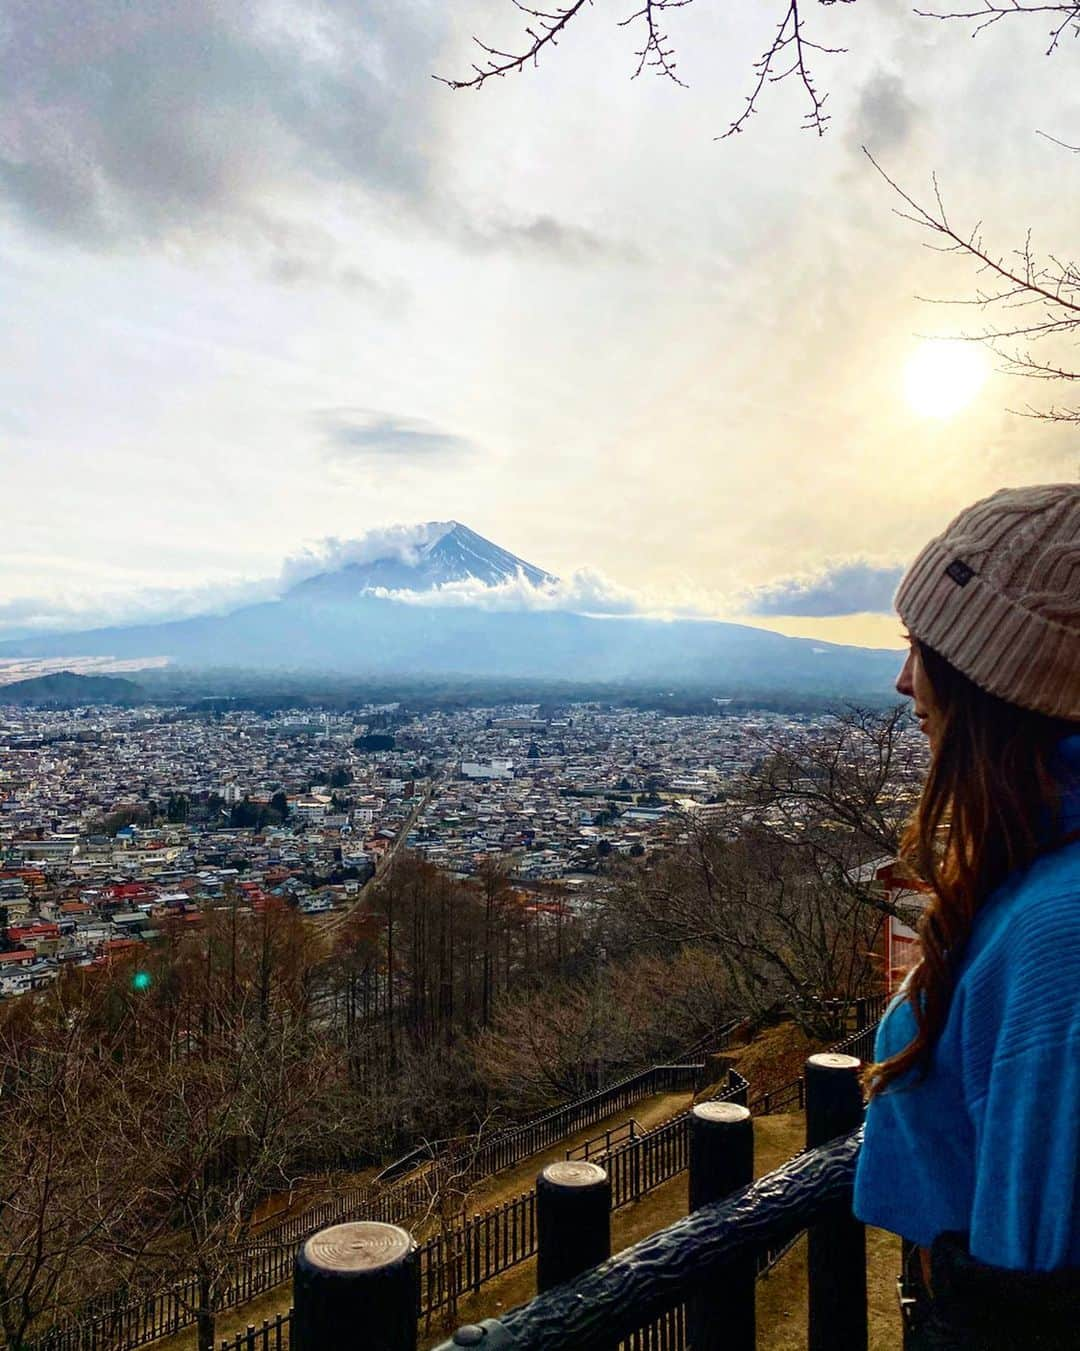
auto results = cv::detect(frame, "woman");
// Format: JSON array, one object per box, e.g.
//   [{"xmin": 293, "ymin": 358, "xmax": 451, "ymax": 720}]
[{"xmin": 852, "ymin": 483, "xmax": 1080, "ymax": 1349}]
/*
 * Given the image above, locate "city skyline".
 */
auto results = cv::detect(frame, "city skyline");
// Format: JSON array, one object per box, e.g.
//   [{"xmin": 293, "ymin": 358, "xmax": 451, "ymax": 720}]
[{"xmin": 3, "ymin": 1, "xmax": 1077, "ymax": 653}]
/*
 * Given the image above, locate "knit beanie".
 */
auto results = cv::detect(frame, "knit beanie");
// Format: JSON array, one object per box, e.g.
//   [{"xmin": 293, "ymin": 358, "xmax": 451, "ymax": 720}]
[{"xmin": 895, "ymin": 484, "xmax": 1080, "ymax": 721}]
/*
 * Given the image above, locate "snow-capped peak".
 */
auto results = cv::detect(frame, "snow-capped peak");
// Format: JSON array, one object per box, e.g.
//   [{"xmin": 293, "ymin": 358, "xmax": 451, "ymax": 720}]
[{"xmin": 284, "ymin": 522, "xmax": 555, "ymax": 599}]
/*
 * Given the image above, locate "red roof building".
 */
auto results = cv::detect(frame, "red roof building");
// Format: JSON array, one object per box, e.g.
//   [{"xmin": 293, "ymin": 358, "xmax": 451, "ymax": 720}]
[
  {"xmin": 0, "ymin": 949, "xmax": 36, "ymax": 967},
  {"xmin": 8, "ymin": 922, "xmax": 61, "ymax": 945}
]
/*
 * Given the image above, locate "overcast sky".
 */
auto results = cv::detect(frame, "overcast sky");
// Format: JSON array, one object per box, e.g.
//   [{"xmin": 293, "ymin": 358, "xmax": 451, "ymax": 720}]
[{"xmin": 2, "ymin": 0, "xmax": 1077, "ymax": 649}]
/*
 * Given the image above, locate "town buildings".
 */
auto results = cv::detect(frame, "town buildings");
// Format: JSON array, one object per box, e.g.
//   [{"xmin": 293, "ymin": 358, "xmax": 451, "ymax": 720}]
[{"xmin": 0, "ymin": 698, "xmax": 836, "ymax": 998}]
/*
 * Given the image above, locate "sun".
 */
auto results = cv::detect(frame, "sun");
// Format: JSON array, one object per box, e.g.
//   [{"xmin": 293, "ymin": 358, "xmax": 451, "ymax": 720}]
[{"xmin": 903, "ymin": 339, "xmax": 989, "ymax": 418}]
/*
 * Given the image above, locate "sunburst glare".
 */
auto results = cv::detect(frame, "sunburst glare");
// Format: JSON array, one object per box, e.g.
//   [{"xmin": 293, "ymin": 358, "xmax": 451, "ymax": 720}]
[{"xmin": 904, "ymin": 339, "xmax": 989, "ymax": 418}]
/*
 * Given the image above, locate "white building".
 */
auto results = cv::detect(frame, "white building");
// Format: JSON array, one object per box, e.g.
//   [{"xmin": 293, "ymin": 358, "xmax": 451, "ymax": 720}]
[{"xmin": 461, "ymin": 759, "xmax": 513, "ymax": 781}]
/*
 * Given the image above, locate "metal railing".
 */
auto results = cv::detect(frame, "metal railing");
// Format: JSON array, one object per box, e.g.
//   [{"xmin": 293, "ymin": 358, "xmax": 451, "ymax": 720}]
[
  {"xmin": 566, "ymin": 1119, "xmax": 642, "ymax": 1161},
  {"xmin": 282, "ymin": 1052, "xmax": 870, "ymax": 1351},
  {"xmin": 378, "ymin": 1018, "xmax": 744, "ymax": 1186},
  {"xmin": 218, "ymin": 1032, "xmax": 883, "ymax": 1351}
]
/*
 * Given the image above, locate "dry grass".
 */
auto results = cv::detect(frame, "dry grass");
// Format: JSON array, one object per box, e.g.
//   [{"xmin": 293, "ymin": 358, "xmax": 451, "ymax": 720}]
[{"xmin": 723, "ymin": 1023, "xmax": 827, "ymax": 1101}]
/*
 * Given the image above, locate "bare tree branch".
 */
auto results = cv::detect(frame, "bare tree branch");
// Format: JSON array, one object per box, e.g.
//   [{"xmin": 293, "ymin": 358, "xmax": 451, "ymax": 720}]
[
  {"xmin": 1036, "ymin": 128, "xmax": 1080, "ymax": 152},
  {"xmin": 913, "ymin": 0, "xmax": 1080, "ymax": 53},
  {"xmin": 619, "ymin": 1, "xmax": 694, "ymax": 84},
  {"xmin": 434, "ymin": 1, "xmax": 596, "ymax": 90},
  {"xmin": 721, "ymin": 0, "xmax": 850, "ymax": 138},
  {"xmin": 441, "ymin": 0, "xmax": 1073, "ymax": 135}
]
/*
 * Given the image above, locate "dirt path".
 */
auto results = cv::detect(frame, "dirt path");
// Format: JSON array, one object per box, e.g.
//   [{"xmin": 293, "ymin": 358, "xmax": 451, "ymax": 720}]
[{"xmin": 462, "ymin": 1088, "xmax": 693, "ymax": 1218}]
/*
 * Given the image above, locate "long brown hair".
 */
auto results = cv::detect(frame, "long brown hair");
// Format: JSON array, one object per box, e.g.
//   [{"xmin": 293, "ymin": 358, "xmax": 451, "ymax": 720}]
[{"xmin": 867, "ymin": 640, "xmax": 1078, "ymax": 1096}]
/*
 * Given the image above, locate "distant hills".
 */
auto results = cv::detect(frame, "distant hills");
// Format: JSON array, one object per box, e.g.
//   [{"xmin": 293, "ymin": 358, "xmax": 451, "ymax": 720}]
[
  {"xmin": 0, "ymin": 524, "xmax": 902, "ymax": 699},
  {"xmin": 0, "ymin": 671, "xmax": 145, "ymax": 707}
]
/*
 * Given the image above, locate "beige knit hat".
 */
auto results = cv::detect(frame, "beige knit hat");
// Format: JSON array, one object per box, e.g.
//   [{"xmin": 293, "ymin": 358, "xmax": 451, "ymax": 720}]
[{"xmin": 895, "ymin": 484, "xmax": 1080, "ymax": 720}]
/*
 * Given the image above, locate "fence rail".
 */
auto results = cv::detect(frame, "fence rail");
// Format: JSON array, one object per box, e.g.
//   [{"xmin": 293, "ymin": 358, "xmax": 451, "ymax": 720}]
[
  {"xmin": 216, "ymin": 1049, "xmax": 876, "ymax": 1351},
  {"xmin": 567, "ymin": 1119, "xmax": 641, "ymax": 1161}
]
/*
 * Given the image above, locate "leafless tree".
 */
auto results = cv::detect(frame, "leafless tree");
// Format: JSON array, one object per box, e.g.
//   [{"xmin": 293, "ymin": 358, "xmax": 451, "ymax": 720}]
[
  {"xmin": 439, "ymin": 0, "xmax": 1075, "ymax": 137},
  {"xmin": 914, "ymin": 0, "xmax": 1080, "ymax": 52},
  {"xmin": 107, "ymin": 1000, "xmax": 340, "ymax": 1351},
  {"xmin": 411, "ymin": 1118, "xmax": 497, "ymax": 1327},
  {"xmin": 0, "ymin": 994, "xmax": 146, "ymax": 1350},
  {"xmin": 602, "ymin": 708, "xmax": 921, "ymax": 1036},
  {"xmin": 74, "ymin": 906, "xmax": 344, "ymax": 1351},
  {"xmin": 474, "ymin": 945, "xmax": 733, "ymax": 1108},
  {"xmin": 611, "ymin": 815, "xmax": 887, "ymax": 1036},
  {"xmin": 739, "ymin": 704, "xmax": 924, "ymax": 862},
  {"xmin": 475, "ymin": 975, "xmax": 618, "ymax": 1107}
]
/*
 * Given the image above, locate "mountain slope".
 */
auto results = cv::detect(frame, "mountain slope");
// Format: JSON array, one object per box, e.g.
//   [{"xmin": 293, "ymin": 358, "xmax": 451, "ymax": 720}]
[{"xmin": 0, "ymin": 595, "xmax": 901, "ymax": 696}]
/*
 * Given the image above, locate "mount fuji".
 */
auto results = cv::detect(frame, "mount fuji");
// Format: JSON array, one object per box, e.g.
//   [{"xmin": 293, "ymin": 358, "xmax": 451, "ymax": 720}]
[{"xmin": 0, "ymin": 524, "xmax": 902, "ymax": 698}]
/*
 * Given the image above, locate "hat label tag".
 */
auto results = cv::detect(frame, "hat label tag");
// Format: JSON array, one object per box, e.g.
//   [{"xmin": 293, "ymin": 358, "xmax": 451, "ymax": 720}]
[{"xmin": 945, "ymin": 559, "xmax": 976, "ymax": 587}]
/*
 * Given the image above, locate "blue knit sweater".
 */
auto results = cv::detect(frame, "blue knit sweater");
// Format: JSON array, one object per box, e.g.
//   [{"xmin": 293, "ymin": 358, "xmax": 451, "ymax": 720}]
[{"xmin": 853, "ymin": 734, "xmax": 1080, "ymax": 1271}]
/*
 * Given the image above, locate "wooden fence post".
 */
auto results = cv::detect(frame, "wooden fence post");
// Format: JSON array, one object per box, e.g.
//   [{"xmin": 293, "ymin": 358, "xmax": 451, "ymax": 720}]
[
  {"xmin": 293, "ymin": 1221, "xmax": 418, "ymax": 1351},
  {"xmin": 687, "ymin": 1102, "xmax": 754, "ymax": 1351},
  {"xmin": 805, "ymin": 1053, "xmax": 866, "ymax": 1351},
  {"xmin": 536, "ymin": 1162, "xmax": 611, "ymax": 1293}
]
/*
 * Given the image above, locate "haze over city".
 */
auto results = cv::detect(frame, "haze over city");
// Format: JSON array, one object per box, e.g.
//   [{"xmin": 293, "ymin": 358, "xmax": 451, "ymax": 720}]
[{"xmin": 3, "ymin": 1, "xmax": 1077, "ymax": 656}]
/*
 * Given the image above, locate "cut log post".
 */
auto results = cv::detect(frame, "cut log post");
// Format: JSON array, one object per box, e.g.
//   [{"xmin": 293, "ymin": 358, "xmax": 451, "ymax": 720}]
[{"xmin": 292, "ymin": 1220, "xmax": 418, "ymax": 1351}]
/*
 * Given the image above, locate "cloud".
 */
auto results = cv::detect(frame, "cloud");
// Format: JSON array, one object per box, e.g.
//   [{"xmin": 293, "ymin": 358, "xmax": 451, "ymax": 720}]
[
  {"xmin": 741, "ymin": 561, "xmax": 906, "ymax": 616},
  {"xmin": 278, "ymin": 523, "xmax": 457, "ymax": 588},
  {"xmin": 368, "ymin": 565, "xmax": 645, "ymax": 615},
  {"xmin": 262, "ymin": 252, "xmax": 380, "ymax": 293},
  {"xmin": 851, "ymin": 71, "xmax": 917, "ymax": 154},
  {"xmin": 461, "ymin": 214, "xmax": 643, "ymax": 264},
  {"xmin": 0, "ymin": 525, "xmax": 722, "ymax": 640},
  {"xmin": 277, "ymin": 529, "xmax": 701, "ymax": 616},
  {"xmin": 318, "ymin": 411, "xmax": 477, "ymax": 462},
  {"xmin": 0, "ymin": 4, "xmax": 639, "ymax": 275},
  {"xmin": 0, "ymin": 1, "xmax": 444, "ymax": 251},
  {"xmin": 0, "ymin": 576, "xmax": 282, "ymax": 637}
]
